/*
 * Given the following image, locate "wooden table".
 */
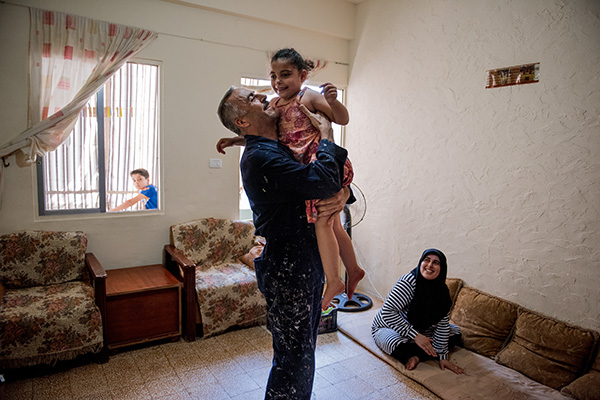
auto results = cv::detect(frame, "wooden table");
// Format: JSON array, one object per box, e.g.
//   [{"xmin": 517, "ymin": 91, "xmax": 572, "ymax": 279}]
[{"xmin": 106, "ymin": 264, "xmax": 181, "ymax": 349}]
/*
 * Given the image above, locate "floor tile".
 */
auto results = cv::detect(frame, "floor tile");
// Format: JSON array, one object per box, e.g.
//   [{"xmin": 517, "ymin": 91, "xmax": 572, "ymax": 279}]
[
  {"xmin": 316, "ymin": 361, "xmax": 357, "ymax": 384},
  {"xmin": 187, "ymin": 382, "xmax": 231, "ymax": 400},
  {"xmin": 332, "ymin": 376, "xmax": 378, "ymax": 399},
  {"xmin": 218, "ymin": 371, "xmax": 260, "ymax": 397},
  {"xmin": 110, "ymin": 384, "xmax": 152, "ymax": 400},
  {"xmin": 1, "ymin": 319, "xmax": 438, "ymax": 400}
]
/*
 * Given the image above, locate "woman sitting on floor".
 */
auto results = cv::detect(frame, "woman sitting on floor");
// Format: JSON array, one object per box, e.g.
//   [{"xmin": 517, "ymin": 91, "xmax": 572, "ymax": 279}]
[{"xmin": 372, "ymin": 248, "xmax": 464, "ymax": 374}]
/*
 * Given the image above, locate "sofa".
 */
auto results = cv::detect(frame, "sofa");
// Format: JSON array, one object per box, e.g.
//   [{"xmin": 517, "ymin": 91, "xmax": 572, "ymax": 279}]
[
  {"xmin": 338, "ymin": 278, "xmax": 600, "ymax": 400},
  {"xmin": 0, "ymin": 231, "xmax": 107, "ymax": 369},
  {"xmin": 164, "ymin": 218, "xmax": 266, "ymax": 340}
]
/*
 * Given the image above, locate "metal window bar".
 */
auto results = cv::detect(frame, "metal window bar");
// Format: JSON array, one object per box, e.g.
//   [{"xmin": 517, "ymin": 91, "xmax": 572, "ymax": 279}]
[{"xmin": 38, "ymin": 62, "xmax": 159, "ymax": 214}]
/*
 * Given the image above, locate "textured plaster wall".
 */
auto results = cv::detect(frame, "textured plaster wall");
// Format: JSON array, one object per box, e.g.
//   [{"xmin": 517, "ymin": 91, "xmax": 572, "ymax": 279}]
[{"xmin": 347, "ymin": 0, "xmax": 600, "ymax": 330}]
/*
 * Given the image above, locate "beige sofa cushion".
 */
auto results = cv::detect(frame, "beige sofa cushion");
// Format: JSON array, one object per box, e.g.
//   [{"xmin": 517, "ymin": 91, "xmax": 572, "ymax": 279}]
[
  {"xmin": 445, "ymin": 277, "xmax": 463, "ymax": 306},
  {"xmin": 496, "ymin": 309, "xmax": 599, "ymax": 390},
  {"xmin": 561, "ymin": 370, "xmax": 600, "ymax": 400},
  {"xmin": 338, "ymin": 307, "xmax": 571, "ymax": 400},
  {"xmin": 561, "ymin": 352, "xmax": 600, "ymax": 399},
  {"xmin": 450, "ymin": 287, "xmax": 518, "ymax": 357}
]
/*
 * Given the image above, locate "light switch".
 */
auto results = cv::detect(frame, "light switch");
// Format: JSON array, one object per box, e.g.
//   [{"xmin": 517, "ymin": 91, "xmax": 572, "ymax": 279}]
[{"xmin": 209, "ymin": 158, "xmax": 222, "ymax": 169}]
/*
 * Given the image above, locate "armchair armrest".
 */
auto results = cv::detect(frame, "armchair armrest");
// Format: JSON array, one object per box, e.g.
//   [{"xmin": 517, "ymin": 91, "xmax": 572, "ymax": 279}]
[
  {"xmin": 85, "ymin": 253, "xmax": 107, "ymax": 310},
  {"xmin": 164, "ymin": 245, "xmax": 197, "ymax": 341},
  {"xmin": 164, "ymin": 245, "xmax": 195, "ymax": 272},
  {"xmin": 86, "ymin": 252, "xmax": 107, "ymax": 280},
  {"xmin": 85, "ymin": 252, "xmax": 109, "ymax": 362}
]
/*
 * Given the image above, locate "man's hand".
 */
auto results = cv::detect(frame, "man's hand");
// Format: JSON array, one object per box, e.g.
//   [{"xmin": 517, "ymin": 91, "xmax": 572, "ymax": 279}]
[
  {"xmin": 315, "ymin": 187, "xmax": 350, "ymax": 218},
  {"xmin": 298, "ymin": 104, "xmax": 334, "ymax": 142},
  {"xmin": 216, "ymin": 136, "xmax": 244, "ymax": 154}
]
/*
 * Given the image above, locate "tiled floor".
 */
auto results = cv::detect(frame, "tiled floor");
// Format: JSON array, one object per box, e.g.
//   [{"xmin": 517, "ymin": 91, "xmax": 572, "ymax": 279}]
[{"xmin": 2, "ymin": 326, "xmax": 439, "ymax": 400}]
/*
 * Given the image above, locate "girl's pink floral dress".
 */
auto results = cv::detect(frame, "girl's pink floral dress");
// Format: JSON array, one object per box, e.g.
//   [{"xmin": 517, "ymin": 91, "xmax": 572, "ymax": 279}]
[{"xmin": 270, "ymin": 88, "xmax": 354, "ymax": 222}]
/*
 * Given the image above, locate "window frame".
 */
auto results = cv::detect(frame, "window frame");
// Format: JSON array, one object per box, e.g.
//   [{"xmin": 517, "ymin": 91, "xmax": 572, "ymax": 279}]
[
  {"xmin": 237, "ymin": 77, "xmax": 347, "ymax": 220},
  {"xmin": 35, "ymin": 59, "xmax": 162, "ymax": 217}
]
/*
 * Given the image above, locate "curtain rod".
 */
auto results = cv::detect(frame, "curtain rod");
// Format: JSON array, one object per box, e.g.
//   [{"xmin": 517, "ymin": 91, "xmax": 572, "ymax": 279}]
[{"xmin": 0, "ymin": 0, "xmax": 29, "ymax": 8}]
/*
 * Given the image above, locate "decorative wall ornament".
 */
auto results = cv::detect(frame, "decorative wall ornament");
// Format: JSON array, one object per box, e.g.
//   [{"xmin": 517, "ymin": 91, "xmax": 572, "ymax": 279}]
[{"xmin": 486, "ymin": 63, "xmax": 540, "ymax": 88}]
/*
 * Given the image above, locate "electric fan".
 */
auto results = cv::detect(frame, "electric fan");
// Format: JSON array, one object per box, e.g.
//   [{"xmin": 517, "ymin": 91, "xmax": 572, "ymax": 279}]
[{"xmin": 333, "ymin": 182, "xmax": 373, "ymax": 312}]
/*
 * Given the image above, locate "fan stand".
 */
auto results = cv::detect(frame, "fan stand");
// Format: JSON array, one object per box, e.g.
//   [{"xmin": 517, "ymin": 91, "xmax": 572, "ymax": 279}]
[
  {"xmin": 332, "ymin": 275, "xmax": 373, "ymax": 312},
  {"xmin": 333, "ymin": 205, "xmax": 373, "ymax": 312}
]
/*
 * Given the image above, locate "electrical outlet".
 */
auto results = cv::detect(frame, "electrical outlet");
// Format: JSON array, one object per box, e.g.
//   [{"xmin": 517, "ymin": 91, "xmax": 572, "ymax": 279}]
[{"xmin": 209, "ymin": 158, "xmax": 222, "ymax": 169}]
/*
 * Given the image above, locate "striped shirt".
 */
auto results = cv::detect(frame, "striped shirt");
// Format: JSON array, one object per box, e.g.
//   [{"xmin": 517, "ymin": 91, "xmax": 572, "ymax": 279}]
[{"xmin": 372, "ymin": 272, "xmax": 460, "ymax": 360}]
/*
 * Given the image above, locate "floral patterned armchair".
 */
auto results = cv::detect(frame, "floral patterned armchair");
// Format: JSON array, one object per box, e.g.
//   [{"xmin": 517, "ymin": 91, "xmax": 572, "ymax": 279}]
[
  {"xmin": 165, "ymin": 218, "xmax": 266, "ymax": 340},
  {"xmin": 0, "ymin": 231, "xmax": 107, "ymax": 369}
]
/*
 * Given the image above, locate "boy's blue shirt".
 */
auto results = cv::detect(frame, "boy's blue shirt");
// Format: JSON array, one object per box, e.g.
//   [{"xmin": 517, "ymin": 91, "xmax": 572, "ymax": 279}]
[{"xmin": 141, "ymin": 184, "xmax": 158, "ymax": 209}]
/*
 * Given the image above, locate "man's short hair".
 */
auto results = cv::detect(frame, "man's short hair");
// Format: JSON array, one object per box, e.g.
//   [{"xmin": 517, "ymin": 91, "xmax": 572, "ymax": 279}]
[
  {"xmin": 130, "ymin": 168, "xmax": 149, "ymax": 179},
  {"xmin": 217, "ymin": 86, "xmax": 244, "ymax": 135}
]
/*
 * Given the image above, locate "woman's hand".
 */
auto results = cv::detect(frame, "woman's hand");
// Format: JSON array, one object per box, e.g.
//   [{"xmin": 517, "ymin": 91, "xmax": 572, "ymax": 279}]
[
  {"xmin": 414, "ymin": 334, "xmax": 437, "ymax": 358},
  {"xmin": 439, "ymin": 359, "xmax": 465, "ymax": 375}
]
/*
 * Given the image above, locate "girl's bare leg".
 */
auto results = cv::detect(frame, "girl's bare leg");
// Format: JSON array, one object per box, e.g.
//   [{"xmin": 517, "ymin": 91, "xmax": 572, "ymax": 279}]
[
  {"xmin": 315, "ymin": 217, "xmax": 345, "ymax": 310},
  {"xmin": 332, "ymin": 214, "xmax": 365, "ymax": 300}
]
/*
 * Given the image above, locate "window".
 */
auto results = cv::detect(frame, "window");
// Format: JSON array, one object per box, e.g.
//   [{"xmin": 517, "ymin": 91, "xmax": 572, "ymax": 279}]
[
  {"xmin": 37, "ymin": 61, "xmax": 160, "ymax": 215},
  {"xmin": 238, "ymin": 77, "xmax": 345, "ymax": 220}
]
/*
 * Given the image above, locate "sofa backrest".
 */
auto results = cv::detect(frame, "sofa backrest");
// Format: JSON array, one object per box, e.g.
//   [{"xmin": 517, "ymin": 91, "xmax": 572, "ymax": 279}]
[
  {"xmin": 450, "ymin": 286, "xmax": 519, "ymax": 358},
  {"xmin": 449, "ymin": 281, "xmax": 600, "ymax": 393},
  {"xmin": 561, "ymin": 348, "xmax": 600, "ymax": 399},
  {"xmin": 0, "ymin": 230, "xmax": 88, "ymax": 289},
  {"xmin": 446, "ymin": 278, "xmax": 463, "ymax": 309},
  {"xmin": 170, "ymin": 218, "xmax": 255, "ymax": 270},
  {"xmin": 496, "ymin": 308, "xmax": 599, "ymax": 390}
]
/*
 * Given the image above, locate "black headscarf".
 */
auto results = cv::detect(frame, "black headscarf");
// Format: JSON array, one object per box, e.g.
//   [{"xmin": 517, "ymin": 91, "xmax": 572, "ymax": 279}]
[{"xmin": 406, "ymin": 248, "xmax": 452, "ymax": 332}]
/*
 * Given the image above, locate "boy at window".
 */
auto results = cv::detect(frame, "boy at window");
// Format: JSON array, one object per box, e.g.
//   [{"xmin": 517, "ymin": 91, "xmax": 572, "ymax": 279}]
[{"xmin": 109, "ymin": 168, "xmax": 158, "ymax": 211}]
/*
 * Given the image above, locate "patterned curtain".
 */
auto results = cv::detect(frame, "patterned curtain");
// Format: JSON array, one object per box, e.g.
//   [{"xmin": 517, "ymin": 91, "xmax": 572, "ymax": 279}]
[{"xmin": 0, "ymin": 8, "xmax": 158, "ymax": 164}]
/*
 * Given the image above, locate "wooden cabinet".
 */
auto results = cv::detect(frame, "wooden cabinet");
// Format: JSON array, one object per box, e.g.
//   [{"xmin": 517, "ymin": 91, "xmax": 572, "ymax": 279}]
[{"xmin": 106, "ymin": 264, "xmax": 181, "ymax": 349}]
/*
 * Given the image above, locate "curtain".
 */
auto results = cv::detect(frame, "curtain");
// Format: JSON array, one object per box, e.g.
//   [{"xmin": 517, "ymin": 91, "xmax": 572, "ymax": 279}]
[
  {"xmin": 0, "ymin": 8, "xmax": 158, "ymax": 163},
  {"xmin": 0, "ymin": 7, "xmax": 157, "ymax": 210},
  {"xmin": 104, "ymin": 63, "xmax": 159, "ymax": 211}
]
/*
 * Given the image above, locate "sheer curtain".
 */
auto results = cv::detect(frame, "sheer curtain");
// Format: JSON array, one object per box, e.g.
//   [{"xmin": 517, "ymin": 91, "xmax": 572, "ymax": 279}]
[
  {"xmin": 41, "ymin": 63, "xmax": 159, "ymax": 212},
  {"xmin": 0, "ymin": 8, "xmax": 157, "ymax": 206},
  {"xmin": 104, "ymin": 63, "xmax": 159, "ymax": 211}
]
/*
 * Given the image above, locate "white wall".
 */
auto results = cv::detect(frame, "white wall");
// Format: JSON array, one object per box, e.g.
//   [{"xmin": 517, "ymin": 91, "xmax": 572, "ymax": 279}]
[
  {"xmin": 0, "ymin": 0, "xmax": 352, "ymax": 268},
  {"xmin": 348, "ymin": 0, "xmax": 600, "ymax": 331},
  {"xmin": 2, "ymin": 0, "xmax": 599, "ymax": 332}
]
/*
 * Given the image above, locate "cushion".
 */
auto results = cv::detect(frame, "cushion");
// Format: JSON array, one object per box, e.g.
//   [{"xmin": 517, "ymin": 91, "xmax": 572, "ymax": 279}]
[
  {"xmin": 496, "ymin": 309, "xmax": 599, "ymax": 390},
  {"xmin": 0, "ymin": 281, "xmax": 103, "ymax": 369},
  {"xmin": 0, "ymin": 231, "xmax": 88, "ymax": 288},
  {"xmin": 170, "ymin": 218, "xmax": 255, "ymax": 270},
  {"xmin": 338, "ymin": 307, "xmax": 572, "ymax": 400},
  {"xmin": 561, "ymin": 348, "xmax": 600, "ymax": 399},
  {"xmin": 239, "ymin": 245, "xmax": 264, "ymax": 270},
  {"xmin": 445, "ymin": 277, "xmax": 463, "ymax": 306},
  {"xmin": 561, "ymin": 370, "xmax": 600, "ymax": 400},
  {"xmin": 238, "ymin": 237, "xmax": 265, "ymax": 270},
  {"xmin": 194, "ymin": 263, "xmax": 266, "ymax": 337},
  {"xmin": 450, "ymin": 287, "xmax": 518, "ymax": 357}
]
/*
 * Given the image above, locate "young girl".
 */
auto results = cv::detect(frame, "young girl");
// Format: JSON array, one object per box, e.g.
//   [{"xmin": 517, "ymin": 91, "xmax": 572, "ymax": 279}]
[{"xmin": 218, "ymin": 48, "xmax": 364, "ymax": 310}]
